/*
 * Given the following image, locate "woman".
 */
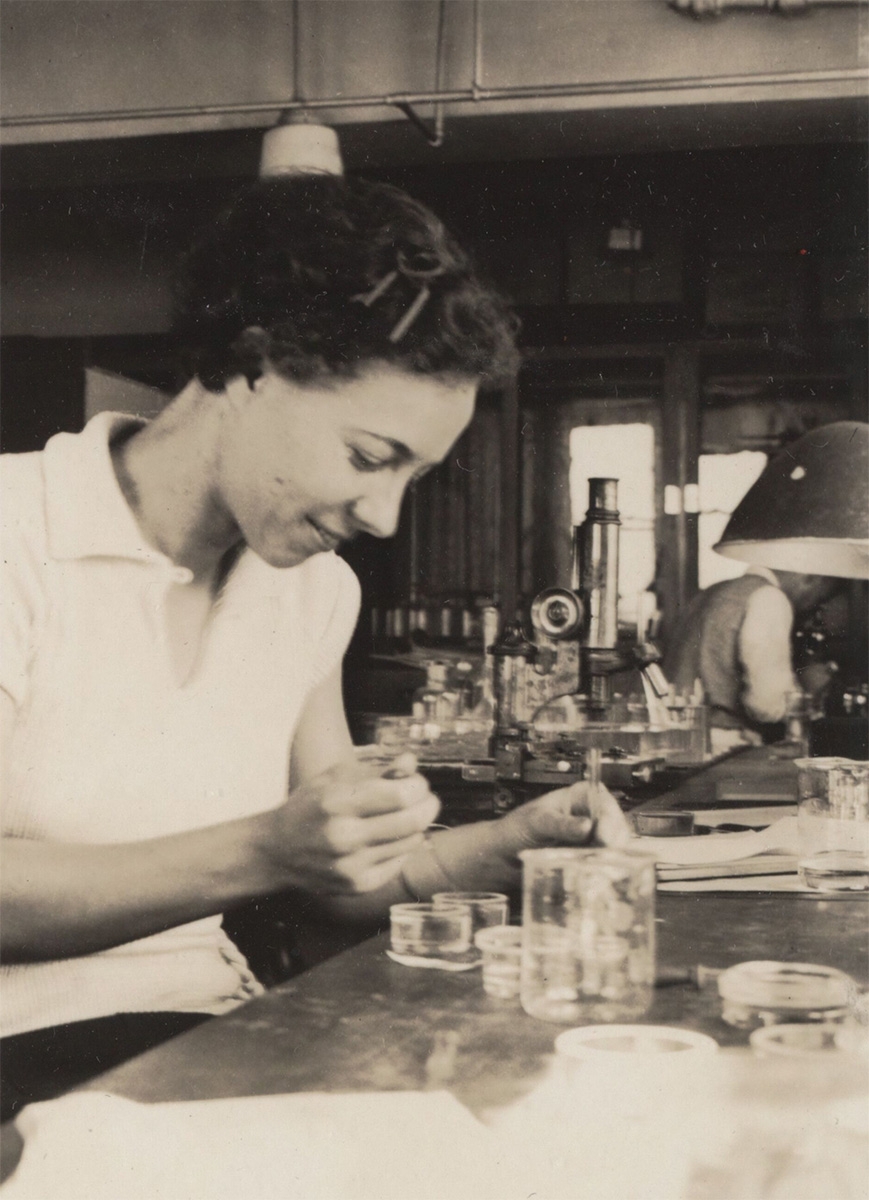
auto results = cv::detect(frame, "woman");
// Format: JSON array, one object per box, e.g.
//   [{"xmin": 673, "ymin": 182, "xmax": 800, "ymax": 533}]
[{"xmin": 1, "ymin": 175, "xmax": 627, "ymax": 1114}]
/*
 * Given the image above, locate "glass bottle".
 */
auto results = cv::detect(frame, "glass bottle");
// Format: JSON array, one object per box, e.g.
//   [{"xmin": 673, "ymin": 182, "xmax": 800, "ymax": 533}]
[
  {"xmin": 408, "ymin": 600, "xmax": 430, "ymax": 646},
  {"xmin": 490, "ymin": 622, "xmax": 535, "ymax": 733},
  {"xmin": 412, "ymin": 661, "xmax": 459, "ymax": 737},
  {"xmin": 439, "ymin": 599, "xmax": 455, "ymax": 639},
  {"xmin": 473, "ymin": 605, "xmax": 501, "ymax": 728},
  {"xmin": 460, "ymin": 602, "xmax": 475, "ymax": 644},
  {"xmin": 452, "ymin": 660, "xmax": 478, "ymax": 718}
]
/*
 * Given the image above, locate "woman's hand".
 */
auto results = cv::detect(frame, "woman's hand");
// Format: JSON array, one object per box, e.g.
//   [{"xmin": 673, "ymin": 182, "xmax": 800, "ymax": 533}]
[
  {"xmin": 0, "ymin": 750, "xmax": 439, "ymax": 962},
  {"xmin": 261, "ymin": 751, "xmax": 441, "ymax": 895},
  {"xmin": 495, "ymin": 781, "xmax": 631, "ymax": 857},
  {"xmin": 392, "ymin": 780, "xmax": 633, "ymax": 908}
]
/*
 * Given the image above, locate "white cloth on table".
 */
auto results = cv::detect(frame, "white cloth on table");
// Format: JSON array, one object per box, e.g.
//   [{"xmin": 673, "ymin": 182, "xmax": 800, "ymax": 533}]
[{"xmin": 2, "ymin": 1091, "xmax": 519, "ymax": 1200}]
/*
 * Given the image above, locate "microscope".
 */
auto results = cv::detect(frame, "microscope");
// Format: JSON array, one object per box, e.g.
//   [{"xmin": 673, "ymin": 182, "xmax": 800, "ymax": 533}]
[{"xmin": 463, "ymin": 479, "xmax": 704, "ymax": 811}]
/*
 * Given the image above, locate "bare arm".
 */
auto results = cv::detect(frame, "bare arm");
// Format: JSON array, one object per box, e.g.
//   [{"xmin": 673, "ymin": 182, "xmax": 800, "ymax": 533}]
[
  {"xmin": 2, "ymin": 804, "xmax": 285, "ymax": 961},
  {"xmin": 1, "ymin": 673, "xmax": 437, "ymax": 962},
  {"xmin": 314, "ymin": 783, "xmax": 632, "ymax": 926},
  {"xmin": 1, "ymin": 675, "xmax": 282, "ymax": 959},
  {"xmin": 289, "ymin": 664, "xmax": 356, "ymax": 788}
]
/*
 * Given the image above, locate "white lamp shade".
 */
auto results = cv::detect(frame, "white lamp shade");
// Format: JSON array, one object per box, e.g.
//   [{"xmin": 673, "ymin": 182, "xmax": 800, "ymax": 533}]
[{"xmin": 259, "ymin": 123, "xmax": 343, "ymax": 178}]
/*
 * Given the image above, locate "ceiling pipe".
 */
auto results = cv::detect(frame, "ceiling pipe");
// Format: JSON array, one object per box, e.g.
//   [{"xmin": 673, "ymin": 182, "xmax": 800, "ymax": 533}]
[
  {"xmin": 671, "ymin": 0, "xmax": 862, "ymax": 15},
  {"xmin": 473, "ymin": 0, "xmax": 484, "ymax": 96},
  {"xmin": 394, "ymin": 102, "xmax": 443, "ymax": 147},
  {"xmin": 369, "ymin": 0, "xmax": 449, "ymax": 147},
  {"xmin": 2, "ymin": 67, "xmax": 862, "ymax": 131}
]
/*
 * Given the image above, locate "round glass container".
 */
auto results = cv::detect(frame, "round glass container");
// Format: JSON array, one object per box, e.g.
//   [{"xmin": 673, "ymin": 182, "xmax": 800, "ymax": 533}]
[{"xmin": 717, "ymin": 960, "xmax": 854, "ymax": 1029}]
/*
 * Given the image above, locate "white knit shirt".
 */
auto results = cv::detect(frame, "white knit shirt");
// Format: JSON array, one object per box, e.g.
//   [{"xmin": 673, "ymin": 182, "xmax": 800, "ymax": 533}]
[{"xmin": 1, "ymin": 413, "xmax": 361, "ymax": 1036}]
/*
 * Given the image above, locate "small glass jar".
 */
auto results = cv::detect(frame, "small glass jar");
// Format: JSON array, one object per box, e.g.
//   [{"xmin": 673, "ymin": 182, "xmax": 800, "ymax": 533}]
[
  {"xmin": 432, "ymin": 891, "xmax": 508, "ymax": 961},
  {"xmin": 451, "ymin": 660, "xmax": 478, "ymax": 717},
  {"xmin": 717, "ymin": 960, "xmax": 855, "ymax": 1030},
  {"xmin": 389, "ymin": 902, "xmax": 472, "ymax": 959},
  {"xmin": 553, "ymin": 1025, "xmax": 720, "ymax": 1121},
  {"xmin": 474, "ymin": 925, "xmax": 522, "ymax": 1000},
  {"xmin": 432, "ymin": 891, "xmax": 509, "ymax": 936}
]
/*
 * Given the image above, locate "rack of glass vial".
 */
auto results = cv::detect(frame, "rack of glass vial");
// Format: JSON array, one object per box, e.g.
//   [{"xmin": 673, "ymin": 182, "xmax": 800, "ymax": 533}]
[{"xmin": 370, "ymin": 594, "xmax": 500, "ymax": 652}]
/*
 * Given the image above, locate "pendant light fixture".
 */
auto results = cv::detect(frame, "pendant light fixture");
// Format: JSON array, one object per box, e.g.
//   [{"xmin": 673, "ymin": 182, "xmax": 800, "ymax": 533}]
[{"xmin": 259, "ymin": 109, "xmax": 343, "ymax": 178}]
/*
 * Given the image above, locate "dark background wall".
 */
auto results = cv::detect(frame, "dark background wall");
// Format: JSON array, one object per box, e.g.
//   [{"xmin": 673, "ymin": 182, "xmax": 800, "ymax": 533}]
[{"xmin": 1, "ymin": 139, "xmax": 866, "ymax": 673}]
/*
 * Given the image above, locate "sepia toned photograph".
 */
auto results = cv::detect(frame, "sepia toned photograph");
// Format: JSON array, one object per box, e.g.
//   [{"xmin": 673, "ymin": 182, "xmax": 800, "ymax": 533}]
[{"xmin": 1, "ymin": 2, "xmax": 867, "ymax": 1196}]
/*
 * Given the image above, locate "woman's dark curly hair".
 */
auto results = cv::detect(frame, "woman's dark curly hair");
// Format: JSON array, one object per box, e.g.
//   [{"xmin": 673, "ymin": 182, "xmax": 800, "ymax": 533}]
[{"xmin": 172, "ymin": 175, "xmax": 519, "ymax": 391}]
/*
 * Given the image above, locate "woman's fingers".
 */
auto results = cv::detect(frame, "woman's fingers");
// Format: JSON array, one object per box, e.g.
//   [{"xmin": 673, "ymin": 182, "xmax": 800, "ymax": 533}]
[
  {"xmin": 563, "ymin": 781, "xmax": 631, "ymax": 847},
  {"xmin": 586, "ymin": 784, "xmax": 632, "ymax": 848},
  {"xmin": 269, "ymin": 750, "xmax": 442, "ymax": 892},
  {"xmin": 326, "ymin": 795, "xmax": 441, "ymax": 854},
  {"xmin": 347, "ymin": 772, "xmax": 434, "ymax": 817},
  {"xmin": 503, "ymin": 782, "xmax": 631, "ymax": 851},
  {"xmin": 335, "ymin": 846, "xmax": 421, "ymax": 894},
  {"xmin": 323, "ymin": 832, "xmax": 430, "ymax": 894},
  {"xmin": 531, "ymin": 811, "xmax": 595, "ymax": 846},
  {"xmin": 496, "ymin": 792, "xmax": 593, "ymax": 852},
  {"xmin": 323, "ymin": 757, "xmax": 432, "ymax": 817}
]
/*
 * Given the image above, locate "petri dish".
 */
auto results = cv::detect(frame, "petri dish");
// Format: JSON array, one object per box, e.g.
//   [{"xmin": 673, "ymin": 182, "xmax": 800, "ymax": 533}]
[{"xmin": 717, "ymin": 960, "xmax": 854, "ymax": 1029}]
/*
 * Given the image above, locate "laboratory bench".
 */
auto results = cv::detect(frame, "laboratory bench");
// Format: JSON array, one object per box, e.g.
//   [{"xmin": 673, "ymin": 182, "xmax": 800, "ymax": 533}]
[
  {"xmin": 2, "ymin": 746, "xmax": 867, "ymax": 1195},
  {"xmin": 65, "ymin": 747, "xmax": 869, "ymax": 1113},
  {"xmin": 68, "ymin": 893, "xmax": 868, "ymax": 1111}
]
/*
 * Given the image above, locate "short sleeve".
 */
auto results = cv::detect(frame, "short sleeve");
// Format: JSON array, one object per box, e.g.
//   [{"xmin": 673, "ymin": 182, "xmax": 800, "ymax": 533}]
[
  {"xmin": 739, "ymin": 584, "xmax": 796, "ymax": 724},
  {"xmin": 0, "ymin": 455, "xmax": 48, "ymax": 708}
]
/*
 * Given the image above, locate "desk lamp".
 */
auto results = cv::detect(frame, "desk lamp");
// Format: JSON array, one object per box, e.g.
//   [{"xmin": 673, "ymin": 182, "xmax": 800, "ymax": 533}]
[{"xmin": 714, "ymin": 421, "xmax": 869, "ymax": 580}]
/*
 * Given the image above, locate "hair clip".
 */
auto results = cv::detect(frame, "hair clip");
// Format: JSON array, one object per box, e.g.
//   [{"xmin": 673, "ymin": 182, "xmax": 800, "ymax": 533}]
[
  {"xmin": 352, "ymin": 250, "xmax": 446, "ymax": 343},
  {"xmin": 352, "ymin": 270, "xmax": 399, "ymax": 309}
]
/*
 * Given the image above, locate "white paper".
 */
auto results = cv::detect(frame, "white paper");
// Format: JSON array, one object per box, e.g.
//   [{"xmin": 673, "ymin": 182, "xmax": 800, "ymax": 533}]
[{"xmin": 3, "ymin": 1090, "xmax": 526, "ymax": 1200}]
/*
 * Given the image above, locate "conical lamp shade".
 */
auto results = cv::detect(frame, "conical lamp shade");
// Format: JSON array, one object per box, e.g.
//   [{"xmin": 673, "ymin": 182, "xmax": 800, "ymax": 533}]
[{"xmin": 714, "ymin": 420, "xmax": 869, "ymax": 579}]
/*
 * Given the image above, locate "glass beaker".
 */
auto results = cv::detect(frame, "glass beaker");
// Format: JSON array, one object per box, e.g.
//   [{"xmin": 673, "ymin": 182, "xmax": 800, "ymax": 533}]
[
  {"xmin": 519, "ymin": 847, "xmax": 656, "ymax": 1024},
  {"xmin": 795, "ymin": 757, "xmax": 869, "ymax": 892}
]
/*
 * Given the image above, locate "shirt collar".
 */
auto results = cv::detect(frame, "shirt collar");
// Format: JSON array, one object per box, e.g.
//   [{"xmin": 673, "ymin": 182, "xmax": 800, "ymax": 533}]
[
  {"xmin": 745, "ymin": 565, "xmax": 780, "ymax": 588},
  {"xmin": 43, "ymin": 411, "xmax": 176, "ymax": 566}
]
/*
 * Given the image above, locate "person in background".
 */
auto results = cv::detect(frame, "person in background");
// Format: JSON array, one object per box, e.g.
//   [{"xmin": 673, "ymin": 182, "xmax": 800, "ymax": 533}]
[
  {"xmin": 0, "ymin": 175, "xmax": 628, "ymax": 1117},
  {"xmin": 663, "ymin": 566, "xmax": 842, "ymax": 753}
]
